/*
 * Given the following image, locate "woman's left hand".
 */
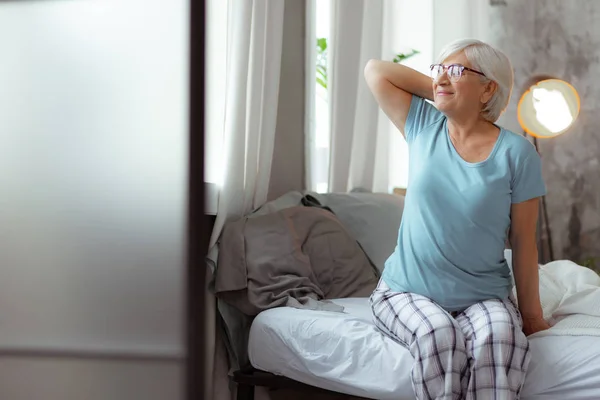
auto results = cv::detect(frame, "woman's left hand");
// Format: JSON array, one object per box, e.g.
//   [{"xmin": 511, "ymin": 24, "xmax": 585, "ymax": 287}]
[{"xmin": 522, "ymin": 316, "xmax": 551, "ymax": 336}]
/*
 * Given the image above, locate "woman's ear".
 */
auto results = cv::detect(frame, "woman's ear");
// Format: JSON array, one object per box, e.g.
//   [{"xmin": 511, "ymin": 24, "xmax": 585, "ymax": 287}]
[{"xmin": 481, "ymin": 80, "xmax": 497, "ymax": 104}]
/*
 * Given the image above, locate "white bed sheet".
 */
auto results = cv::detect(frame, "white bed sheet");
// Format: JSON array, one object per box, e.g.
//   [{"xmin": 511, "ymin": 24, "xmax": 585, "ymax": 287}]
[{"xmin": 248, "ymin": 297, "xmax": 600, "ymax": 400}]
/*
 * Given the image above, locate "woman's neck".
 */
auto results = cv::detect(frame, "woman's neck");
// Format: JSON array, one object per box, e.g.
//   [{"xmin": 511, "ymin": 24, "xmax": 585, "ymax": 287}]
[{"xmin": 447, "ymin": 115, "xmax": 495, "ymax": 141}]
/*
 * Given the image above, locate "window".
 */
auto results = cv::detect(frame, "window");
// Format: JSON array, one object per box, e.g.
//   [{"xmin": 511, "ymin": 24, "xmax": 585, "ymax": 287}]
[
  {"xmin": 384, "ymin": 0, "xmax": 433, "ymax": 192},
  {"xmin": 307, "ymin": 0, "xmax": 434, "ymax": 194},
  {"xmin": 305, "ymin": 0, "xmax": 331, "ymax": 193},
  {"xmin": 314, "ymin": 0, "xmax": 331, "ymax": 193}
]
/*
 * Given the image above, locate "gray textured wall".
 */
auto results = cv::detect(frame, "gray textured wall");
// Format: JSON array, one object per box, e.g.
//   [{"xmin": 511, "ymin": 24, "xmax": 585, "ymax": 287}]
[{"xmin": 490, "ymin": 0, "xmax": 600, "ymax": 263}]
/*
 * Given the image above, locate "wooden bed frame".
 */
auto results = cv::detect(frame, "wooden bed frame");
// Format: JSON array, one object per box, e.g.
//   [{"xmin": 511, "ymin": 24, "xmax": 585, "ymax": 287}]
[{"xmin": 232, "ymin": 367, "xmax": 352, "ymax": 400}]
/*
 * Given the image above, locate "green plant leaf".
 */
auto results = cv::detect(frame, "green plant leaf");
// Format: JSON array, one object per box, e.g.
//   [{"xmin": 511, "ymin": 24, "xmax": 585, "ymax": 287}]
[
  {"xmin": 316, "ymin": 77, "xmax": 327, "ymax": 90},
  {"xmin": 392, "ymin": 49, "xmax": 420, "ymax": 64},
  {"xmin": 316, "ymin": 38, "xmax": 328, "ymax": 89},
  {"xmin": 317, "ymin": 37, "xmax": 327, "ymax": 52}
]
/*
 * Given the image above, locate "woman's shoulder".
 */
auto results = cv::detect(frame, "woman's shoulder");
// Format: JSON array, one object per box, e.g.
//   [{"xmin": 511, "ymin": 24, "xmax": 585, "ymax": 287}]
[
  {"xmin": 499, "ymin": 128, "xmax": 539, "ymax": 160},
  {"xmin": 405, "ymin": 96, "xmax": 446, "ymax": 143}
]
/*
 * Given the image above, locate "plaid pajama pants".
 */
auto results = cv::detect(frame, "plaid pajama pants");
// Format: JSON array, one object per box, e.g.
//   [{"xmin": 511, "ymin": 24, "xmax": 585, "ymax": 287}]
[{"xmin": 370, "ymin": 279, "xmax": 531, "ymax": 400}]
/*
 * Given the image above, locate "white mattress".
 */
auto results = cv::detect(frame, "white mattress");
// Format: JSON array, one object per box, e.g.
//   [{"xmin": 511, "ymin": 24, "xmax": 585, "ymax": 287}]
[{"xmin": 248, "ymin": 297, "xmax": 600, "ymax": 400}]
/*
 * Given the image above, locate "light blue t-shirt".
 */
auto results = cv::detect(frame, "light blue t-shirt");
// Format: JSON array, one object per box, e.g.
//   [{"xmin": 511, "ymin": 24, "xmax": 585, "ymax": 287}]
[{"xmin": 382, "ymin": 95, "xmax": 547, "ymax": 312}]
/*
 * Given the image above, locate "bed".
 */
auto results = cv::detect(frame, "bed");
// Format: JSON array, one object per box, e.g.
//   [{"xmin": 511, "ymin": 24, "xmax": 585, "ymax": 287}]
[
  {"xmin": 214, "ymin": 192, "xmax": 600, "ymax": 399},
  {"xmin": 248, "ymin": 297, "xmax": 600, "ymax": 400}
]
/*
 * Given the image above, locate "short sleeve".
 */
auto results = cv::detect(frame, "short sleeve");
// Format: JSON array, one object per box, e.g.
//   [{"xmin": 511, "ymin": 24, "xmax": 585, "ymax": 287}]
[
  {"xmin": 511, "ymin": 150, "xmax": 547, "ymax": 204},
  {"xmin": 405, "ymin": 95, "xmax": 444, "ymax": 144}
]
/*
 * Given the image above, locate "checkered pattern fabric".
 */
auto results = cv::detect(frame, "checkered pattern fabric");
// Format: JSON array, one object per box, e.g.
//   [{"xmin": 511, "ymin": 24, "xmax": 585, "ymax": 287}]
[{"xmin": 370, "ymin": 279, "xmax": 530, "ymax": 400}]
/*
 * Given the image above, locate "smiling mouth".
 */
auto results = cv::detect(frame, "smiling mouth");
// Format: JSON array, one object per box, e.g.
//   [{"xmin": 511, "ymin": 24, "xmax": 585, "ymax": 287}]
[{"xmin": 437, "ymin": 92, "xmax": 453, "ymax": 96}]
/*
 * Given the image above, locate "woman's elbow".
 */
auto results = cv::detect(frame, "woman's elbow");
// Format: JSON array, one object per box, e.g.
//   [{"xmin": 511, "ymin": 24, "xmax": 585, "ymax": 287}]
[
  {"xmin": 364, "ymin": 59, "xmax": 381, "ymax": 80},
  {"xmin": 509, "ymin": 233, "xmax": 537, "ymax": 253}
]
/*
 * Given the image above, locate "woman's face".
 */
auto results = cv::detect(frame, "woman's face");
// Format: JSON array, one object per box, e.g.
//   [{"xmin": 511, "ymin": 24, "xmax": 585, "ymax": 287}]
[{"xmin": 432, "ymin": 51, "xmax": 494, "ymax": 119}]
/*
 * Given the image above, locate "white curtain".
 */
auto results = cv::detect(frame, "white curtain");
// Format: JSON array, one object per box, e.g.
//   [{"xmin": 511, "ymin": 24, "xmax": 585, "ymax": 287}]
[
  {"xmin": 209, "ymin": 0, "xmax": 284, "ymax": 248},
  {"xmin": 327, "ymin": 0, "xmax": 392, "ymax": 193},
  {"xmin": 206, "ymin": 1, "xmax": 285, "ymax": 399}
]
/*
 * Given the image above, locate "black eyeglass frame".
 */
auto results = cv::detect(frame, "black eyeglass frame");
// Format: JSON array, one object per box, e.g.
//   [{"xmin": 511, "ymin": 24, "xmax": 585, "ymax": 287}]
[{"xmin": 429, "ymin": 63, "xmax": 486, "ymax": 80}]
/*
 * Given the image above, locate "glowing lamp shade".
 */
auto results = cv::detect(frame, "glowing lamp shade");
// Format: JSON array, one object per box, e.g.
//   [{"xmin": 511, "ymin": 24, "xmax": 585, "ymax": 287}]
[{"xmin": 517, "ymin": 79, "xmax": 580, "ymax": 138}]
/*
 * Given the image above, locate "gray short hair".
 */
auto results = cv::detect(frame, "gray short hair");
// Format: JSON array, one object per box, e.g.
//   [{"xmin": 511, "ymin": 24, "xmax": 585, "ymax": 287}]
[{"xmin": 437, "ymin": 39, "xmax": 514, "ymax": 122}]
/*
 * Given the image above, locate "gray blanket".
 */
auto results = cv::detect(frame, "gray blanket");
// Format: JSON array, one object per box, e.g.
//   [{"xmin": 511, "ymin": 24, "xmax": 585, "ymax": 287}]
[{"xmin": 215, "ymin": 206, "xmax": 378, "ymax": 316}]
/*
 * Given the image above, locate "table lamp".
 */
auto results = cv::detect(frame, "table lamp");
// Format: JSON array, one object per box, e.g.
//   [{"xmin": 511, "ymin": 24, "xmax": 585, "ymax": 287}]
[{"xmin": 517, "ymin": 76, "xmax": 581, "ymax": 263}]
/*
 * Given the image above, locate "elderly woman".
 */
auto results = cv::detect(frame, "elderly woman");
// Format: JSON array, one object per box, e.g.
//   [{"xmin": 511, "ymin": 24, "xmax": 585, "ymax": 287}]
[{"xmin": 364, "ymin": 39, "xmax": 550, "ymax": 399}]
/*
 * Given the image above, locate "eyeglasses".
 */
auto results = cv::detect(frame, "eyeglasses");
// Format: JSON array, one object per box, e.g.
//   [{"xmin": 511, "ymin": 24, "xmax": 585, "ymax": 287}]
[{"xmin": 430, "ymin": 64, "xmax": 486, "ymax": 82}]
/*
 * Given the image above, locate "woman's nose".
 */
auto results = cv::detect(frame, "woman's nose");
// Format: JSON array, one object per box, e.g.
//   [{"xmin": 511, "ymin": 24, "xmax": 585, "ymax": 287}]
[{"xmin": 435, "ymin": 71, "xmax": 450, "ymax": 85}]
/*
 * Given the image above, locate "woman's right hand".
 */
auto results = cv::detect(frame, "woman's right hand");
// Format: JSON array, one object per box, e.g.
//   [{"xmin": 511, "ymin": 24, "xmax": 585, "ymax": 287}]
[{"xmin": 522, "ymin": 316, "xmax": 551, "ymax": 336}]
